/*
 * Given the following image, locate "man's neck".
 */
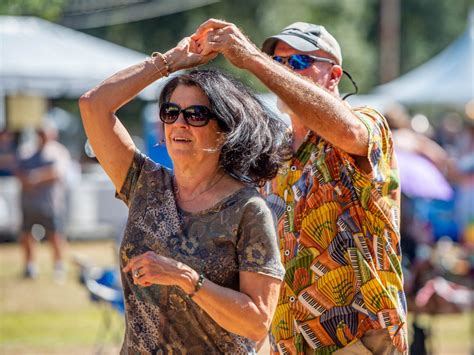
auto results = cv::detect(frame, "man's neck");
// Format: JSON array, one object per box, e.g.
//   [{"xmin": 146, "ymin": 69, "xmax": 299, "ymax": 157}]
[{"xmin": 290, "ymin": 116, "xmax": 311, "ymax": 152}]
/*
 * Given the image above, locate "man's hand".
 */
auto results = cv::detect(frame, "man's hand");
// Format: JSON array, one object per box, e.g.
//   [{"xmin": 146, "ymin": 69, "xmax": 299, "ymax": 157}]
[
  {"xmin": 164, "ymin": 36, "xmax": 218, "ymax": 72},
  {"xmin": 192, "ymin": 19, "xmax": 261, "ymax": 69}
]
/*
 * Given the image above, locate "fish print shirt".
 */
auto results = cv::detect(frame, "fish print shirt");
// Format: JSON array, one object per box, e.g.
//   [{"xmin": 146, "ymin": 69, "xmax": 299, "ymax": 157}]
[
  {"xmin": 116, "ymin": 151, "xmax": 285, "ymax": 354},
  {"xmin": 263, "ymin": 107, "xmax": 408, "ymax": 354}
]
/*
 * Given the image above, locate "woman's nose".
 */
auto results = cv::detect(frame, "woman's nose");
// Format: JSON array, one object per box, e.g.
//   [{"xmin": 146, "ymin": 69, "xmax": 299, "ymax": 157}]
[{"xmin": 173, "ymin": 112, "xmax": 188, "ymax": 127}]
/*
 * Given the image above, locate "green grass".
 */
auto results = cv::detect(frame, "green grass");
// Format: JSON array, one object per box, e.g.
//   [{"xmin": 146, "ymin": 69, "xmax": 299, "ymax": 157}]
[
  {"xmin": 411, "ymin": 312, "xmax": 473, "ymax": 355},
  {"xmin": 0, "ymin": 240, "xmax": 472, "ymax": 354},
  {"xmin": 0, "ymin": 240, "xmax": 124, "ymax": 354},
  {"xmin": 1, "ymin": 309, "xmax": 121, "ymax": 346}
]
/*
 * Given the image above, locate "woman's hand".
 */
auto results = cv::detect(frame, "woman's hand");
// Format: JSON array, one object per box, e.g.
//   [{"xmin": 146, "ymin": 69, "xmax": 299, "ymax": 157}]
[
  {"xmin": 164, "ymin": 36, "xmax": 218, "ymax": 73},
  {"xmin": 122, "ymin": 251, "xmax": 198, "ymax": 293}
]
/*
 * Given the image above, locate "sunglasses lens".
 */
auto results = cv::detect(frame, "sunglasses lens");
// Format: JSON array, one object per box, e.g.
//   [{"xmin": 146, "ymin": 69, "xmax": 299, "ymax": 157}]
[
  {"xmin": 183, "ymin": 106, "xmax": 211, "ymax": 127},
  {"xmin": 160, "ymin": 103, "xmax": 180, "ymax": 123},
  {"xmin": 288, "ymin": 55, "xmax": 312, "ymax": 70},
  {"xmin": 160, "ymin": 103, "xmax": 214, "ymax": 127},
  {"xmin": 273, "ymin": 56, "xmax": 284, "ymax": 64}
]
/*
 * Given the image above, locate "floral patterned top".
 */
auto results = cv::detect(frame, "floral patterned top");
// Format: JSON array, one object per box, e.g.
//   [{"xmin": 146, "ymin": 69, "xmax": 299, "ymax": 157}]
[
  {"xmin": 263, "ymin": 107, "xmax": 408, "ymax": 354},
  {"xmin": 116, "ymin": 151, "xmax": 285, "ymax": 354}
]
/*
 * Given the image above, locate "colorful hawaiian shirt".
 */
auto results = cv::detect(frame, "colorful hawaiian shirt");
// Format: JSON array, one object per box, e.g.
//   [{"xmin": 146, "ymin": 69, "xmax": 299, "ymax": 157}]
[{"xmin": 263, "ymin": 107, "xmax": 408, "ymax": 354}]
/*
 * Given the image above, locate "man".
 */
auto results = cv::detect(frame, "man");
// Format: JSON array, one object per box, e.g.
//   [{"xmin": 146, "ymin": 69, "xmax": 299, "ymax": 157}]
[
  {"xmin": 17, "ymin": 122, "xmax": 70, "ymax": 282},
  {"xmin": 192, "ymin": 20, "xmax": 407, "ymax": 354}
]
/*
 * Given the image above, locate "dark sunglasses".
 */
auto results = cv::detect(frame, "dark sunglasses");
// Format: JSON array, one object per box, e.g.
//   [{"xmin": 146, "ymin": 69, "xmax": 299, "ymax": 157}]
[
  {"xmin": 159, "ymin": 102, "xmax": 216, "ymax": 127},
  {"xmin": 273, "ymin": 54, "xmax": 335, "ymax": 70},
  {"xmin": 272, "ymin": 54, "xmax": 359, "ymax": 100}
]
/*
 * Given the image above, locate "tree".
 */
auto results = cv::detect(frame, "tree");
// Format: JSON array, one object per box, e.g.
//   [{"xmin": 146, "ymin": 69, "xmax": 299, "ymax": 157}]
[{"xmin": 0, "ymin": 0, "xmax": 67, "ymax": 20}]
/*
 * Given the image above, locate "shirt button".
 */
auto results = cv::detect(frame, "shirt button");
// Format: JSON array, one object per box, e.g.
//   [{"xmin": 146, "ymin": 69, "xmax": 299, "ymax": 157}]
[
  {"xmin": 290, "ymin": 166, "xmax": 297, "ymax": 172},
  {"xmin": 284, "ymin": 249, "xmax": 290, "ymax": 256},
  {"xmin": 286, "ymin": 206, "xmax": 292, "ymax": 212}
]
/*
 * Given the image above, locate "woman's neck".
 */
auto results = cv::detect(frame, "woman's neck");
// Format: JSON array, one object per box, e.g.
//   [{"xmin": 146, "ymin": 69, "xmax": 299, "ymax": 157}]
[
  {"xmin": 174, "ymin": 165, "xmax": 222, "ymax": 194},
  {"xmin": 173, "ymin": 161, "xmax": 244, "ymax": 213}
]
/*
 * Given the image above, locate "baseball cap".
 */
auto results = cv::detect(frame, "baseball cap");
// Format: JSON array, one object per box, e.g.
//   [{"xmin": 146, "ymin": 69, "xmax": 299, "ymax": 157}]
[{"xmin": 262, "ymin": 22, "xmax": 342, "ymax": 65}]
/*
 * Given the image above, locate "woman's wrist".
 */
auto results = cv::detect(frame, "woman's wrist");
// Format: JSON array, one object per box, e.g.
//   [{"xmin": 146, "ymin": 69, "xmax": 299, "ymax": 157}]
[
  {"xmin": 150, "ymin": 52, "xmax": 170, "ymax": 77},
  {"xmin": 180, "ymin": 267, "xmax": 200, "ymax": 295},
  {"xmin": 162, "ymin": 50, "xmax": 179, "ymax": 73}
]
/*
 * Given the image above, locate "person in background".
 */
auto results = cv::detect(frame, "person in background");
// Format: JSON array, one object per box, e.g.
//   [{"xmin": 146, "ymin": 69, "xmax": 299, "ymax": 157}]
[
  {"xmin": 79, "ymin": 35, "xmax": 290, "ymax": 353},
  {"xmin": 17, "ymin": 122, "xmax": 70, "ymax": 281},
  {"xmin": 194, "ymin": 19, "xmax": 408, "ymax": 354},
  {"xmin": 0, "ymin": 129, "xmax": 18, "ymax": 176}
]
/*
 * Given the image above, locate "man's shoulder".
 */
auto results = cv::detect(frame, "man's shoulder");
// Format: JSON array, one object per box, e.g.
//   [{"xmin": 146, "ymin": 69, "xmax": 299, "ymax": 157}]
[{"xmin": 352, "ymin": 105, "xmax": 390, "ymax": 128}]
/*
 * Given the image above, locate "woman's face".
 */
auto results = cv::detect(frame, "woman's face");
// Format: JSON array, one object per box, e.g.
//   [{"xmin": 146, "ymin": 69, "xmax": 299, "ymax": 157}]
[{"xmin": 164, "ymin": 84, "xmax": 223, "ymax": 166}]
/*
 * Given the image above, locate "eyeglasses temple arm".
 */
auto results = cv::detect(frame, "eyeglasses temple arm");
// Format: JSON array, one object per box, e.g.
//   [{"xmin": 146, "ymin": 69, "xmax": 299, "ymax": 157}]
[{"xmin": 341, "ymin": 69, "xmax": 359, "ymax": 100}]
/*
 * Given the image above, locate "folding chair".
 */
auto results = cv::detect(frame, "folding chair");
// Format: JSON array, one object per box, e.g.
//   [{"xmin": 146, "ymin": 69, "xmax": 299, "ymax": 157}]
[{"xmin": 77, "ymin": 262, "xmax": 125, "ymax": 354}]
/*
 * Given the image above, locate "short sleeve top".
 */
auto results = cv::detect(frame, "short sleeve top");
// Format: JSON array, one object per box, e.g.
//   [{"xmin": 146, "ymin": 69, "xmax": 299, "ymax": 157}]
[{"xmin": 117, "ymin": 151, "xmax": 284, "ymax": 354}]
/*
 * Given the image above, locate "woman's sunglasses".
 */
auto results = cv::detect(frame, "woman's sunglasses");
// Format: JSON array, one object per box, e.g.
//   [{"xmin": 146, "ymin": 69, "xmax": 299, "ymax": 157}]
[
  {"xmin": 159, "ymin": 102, "xmax": 216, "ymax": 127},
  {"xmin": 272, "ymin": 54, "xmax": 334, "ymax": 71},
  {"xmin": 272, "ymin": 54, "xmax": 359, "ymax": 100}
]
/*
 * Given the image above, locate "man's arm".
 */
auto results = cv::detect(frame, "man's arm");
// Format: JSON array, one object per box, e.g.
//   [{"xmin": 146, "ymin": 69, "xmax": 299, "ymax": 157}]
[{"xmin": 194, "ymin": 19, "xmax": 369, "ymax": 156}]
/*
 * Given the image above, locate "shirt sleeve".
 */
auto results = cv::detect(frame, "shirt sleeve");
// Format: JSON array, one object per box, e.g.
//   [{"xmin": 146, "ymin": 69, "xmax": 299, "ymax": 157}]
[
  {"xmin": 355, "ymin": 106, "xmax": 395, "ymax": 183},
  {"xmin": 115, "ymin": 150, "xmax": 146, "ymax": 207},
  {"xmin": 237, "ymin": 196, "xmax": 285, "ymax": 280}
]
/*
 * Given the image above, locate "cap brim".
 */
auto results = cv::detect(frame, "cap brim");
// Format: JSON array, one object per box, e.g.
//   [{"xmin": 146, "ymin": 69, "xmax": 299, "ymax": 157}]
[{"xmin": 262, "ymin": 34, "xmax": 319, "ymax": 55}]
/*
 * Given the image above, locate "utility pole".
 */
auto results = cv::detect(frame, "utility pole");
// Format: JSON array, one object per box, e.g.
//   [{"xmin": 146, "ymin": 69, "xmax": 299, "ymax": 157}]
[{"xmin": 379, "ymin": 0, "xmax": 401, "ymax": 83}]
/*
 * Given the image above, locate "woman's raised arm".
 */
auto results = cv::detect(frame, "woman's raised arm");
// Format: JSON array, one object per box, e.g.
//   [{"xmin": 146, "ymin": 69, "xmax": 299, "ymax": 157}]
[{"xmin": 79, "ymin": 37, "xmax": 216, "ymax": 191}]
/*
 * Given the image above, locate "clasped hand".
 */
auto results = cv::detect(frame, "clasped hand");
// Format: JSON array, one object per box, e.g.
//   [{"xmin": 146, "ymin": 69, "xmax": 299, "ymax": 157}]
[
  {"xmin": 122, "ymin": 251, "xmax": 196, "ymax": 294},
  {"xmin": 166, "ymin": 19, "xmax": 259, "ymax": 71}
]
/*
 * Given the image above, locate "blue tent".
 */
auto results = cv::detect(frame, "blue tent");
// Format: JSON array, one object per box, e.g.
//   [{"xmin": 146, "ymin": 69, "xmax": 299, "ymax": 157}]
[{"xmin": 373, "ymin": 15, "xmax": 474, "ymax": 107}]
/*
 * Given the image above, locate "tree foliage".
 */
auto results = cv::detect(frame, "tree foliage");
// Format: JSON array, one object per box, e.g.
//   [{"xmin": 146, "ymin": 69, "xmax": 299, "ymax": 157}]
[
  {"xmin": 1, "ymin": 0, "xmax": 472, "ymax": 93},
  {"xmin": 0, "ymin": 0, "xmax": 67, "ymax": 21}
]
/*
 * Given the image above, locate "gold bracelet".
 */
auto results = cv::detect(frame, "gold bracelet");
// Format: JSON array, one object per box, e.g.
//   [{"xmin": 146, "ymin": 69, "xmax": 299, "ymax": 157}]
[{"xmin": 151, "ymin": 52, "xmax": 170, "ymax": 77}]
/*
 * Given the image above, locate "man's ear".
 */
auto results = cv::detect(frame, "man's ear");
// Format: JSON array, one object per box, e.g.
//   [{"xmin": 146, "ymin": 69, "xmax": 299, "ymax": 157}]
[{"xmin": 328, "ymin": 65, "xmax": 343, "ymax": 91}]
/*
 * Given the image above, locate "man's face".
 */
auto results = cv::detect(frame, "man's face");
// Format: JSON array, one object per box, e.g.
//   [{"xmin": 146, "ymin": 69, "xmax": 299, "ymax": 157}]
[{"xmin": 273, "ymin": 41, "xmax": 336, "ymax": 90}]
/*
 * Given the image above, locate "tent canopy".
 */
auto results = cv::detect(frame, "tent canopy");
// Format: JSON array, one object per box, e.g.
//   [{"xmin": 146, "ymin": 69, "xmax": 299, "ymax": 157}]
[
  {"xmin": 373, "ymin": 15, "xmax": 474, "ymax": 107},
  {"xmin": 0, "ymin": 16, "xmax": 161, "ymax": 100}
]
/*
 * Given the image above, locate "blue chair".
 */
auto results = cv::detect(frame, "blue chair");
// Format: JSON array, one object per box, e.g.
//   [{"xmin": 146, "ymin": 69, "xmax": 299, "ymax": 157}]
[{"xmin": 77, "ymin": 264, "xmax": 124, "ymax": 354}]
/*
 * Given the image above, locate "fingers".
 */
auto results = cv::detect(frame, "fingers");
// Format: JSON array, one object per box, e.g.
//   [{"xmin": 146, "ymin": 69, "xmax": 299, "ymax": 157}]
[
  {"xmin": 122, "ymin": 256, "xmax": 138, "ymax": 272},
  {"xmin": 194, "ymin": 18, "xmax": 230, "ymax": 37},
  {"xmin": 122, "ymin": 250, "xmax": 153, "ymax": 273},
  {"xmin": 195, "ymin": 30, "xmax": 227, "ymax": 55}
]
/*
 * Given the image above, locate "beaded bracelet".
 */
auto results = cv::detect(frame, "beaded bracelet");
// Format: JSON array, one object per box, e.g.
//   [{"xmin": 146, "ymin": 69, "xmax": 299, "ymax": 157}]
[
  {"xmin": 151, "ymin": 52, "xmax": 170, "ymax": 77},
  {"xmin": 189, "ymin": 272, "xmax": 205, "ymax": 298}
]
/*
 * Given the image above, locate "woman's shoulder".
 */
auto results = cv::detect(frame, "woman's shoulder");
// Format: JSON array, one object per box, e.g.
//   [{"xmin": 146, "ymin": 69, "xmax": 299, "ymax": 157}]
[
  {"xmin": 128, "ymin": 150, "xmax": 174, "ymax": 195},
  {"xmin": 231, "ymin": 187, "xmax": 273, "ymax": 216}
]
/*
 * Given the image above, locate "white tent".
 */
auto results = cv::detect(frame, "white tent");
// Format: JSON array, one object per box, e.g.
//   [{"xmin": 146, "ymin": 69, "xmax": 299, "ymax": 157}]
[
  {"xmin": 0, "ymin": 16, "xmax": 160, "ymax": 100},
  {"xmin": 372, "ymin": 14, "xmax": 474, "ymax": 107}
]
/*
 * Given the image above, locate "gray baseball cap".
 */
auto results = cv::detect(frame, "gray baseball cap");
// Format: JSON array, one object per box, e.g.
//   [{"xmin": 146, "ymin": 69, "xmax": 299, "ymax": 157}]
[{"xmin": 262, "ymin": 22, "xmax": 342, "ymax": 65}]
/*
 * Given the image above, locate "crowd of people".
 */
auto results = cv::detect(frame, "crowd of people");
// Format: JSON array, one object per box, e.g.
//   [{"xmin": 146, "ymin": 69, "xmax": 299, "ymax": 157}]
[{"xmin": 0, "ymin": 16, "xmax": 472, "ymax": 355}]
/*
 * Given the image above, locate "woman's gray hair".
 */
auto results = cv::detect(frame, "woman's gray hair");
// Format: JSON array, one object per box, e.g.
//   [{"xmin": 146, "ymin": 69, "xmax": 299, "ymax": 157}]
[{"xmin": 159, "ymin": 69, "xmax": 291, "ymax": 186}]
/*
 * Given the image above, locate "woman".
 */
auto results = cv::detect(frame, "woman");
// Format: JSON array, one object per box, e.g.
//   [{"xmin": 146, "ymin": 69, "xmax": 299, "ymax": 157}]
[{"xmin": 79, "ymin": 37, "xmax": 290, "ymax": 354}]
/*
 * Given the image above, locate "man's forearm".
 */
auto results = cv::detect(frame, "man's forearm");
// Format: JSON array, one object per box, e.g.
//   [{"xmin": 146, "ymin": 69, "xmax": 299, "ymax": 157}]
[{"xmin": 244, "ymin": 52, "xmax": 368, "ymax": 156}]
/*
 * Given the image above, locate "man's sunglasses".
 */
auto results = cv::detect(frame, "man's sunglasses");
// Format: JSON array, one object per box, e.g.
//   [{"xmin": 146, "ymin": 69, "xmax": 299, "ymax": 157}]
[
  {"xmin": 272, "ymin": 54, "xmax": 335, "ymax": 71},
  {"xmin": 159, "ymin": 102, "xmax": 216, "ymax": 127},
  {"xmin": 272, "ymin": 54, "xmax": 359, "ymax": 100}
]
